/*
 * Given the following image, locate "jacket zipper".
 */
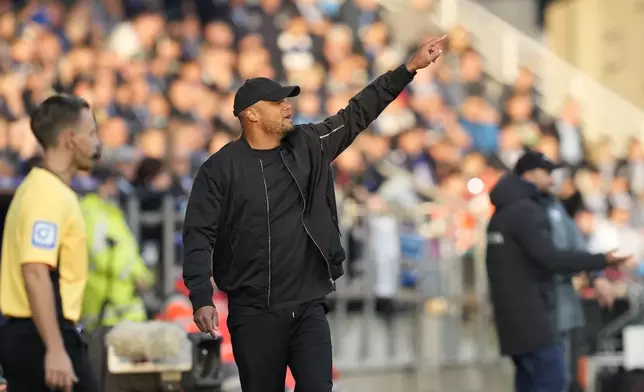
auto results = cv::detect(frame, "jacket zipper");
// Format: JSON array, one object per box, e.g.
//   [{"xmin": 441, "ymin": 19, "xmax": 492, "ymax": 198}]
[
  {"xmin": 259, "ymin": 159, "xmax": 272, "ymax": 307},
  {"xmin": 280, "ymin": 151, "xmax": 335, "ymax": 290}
]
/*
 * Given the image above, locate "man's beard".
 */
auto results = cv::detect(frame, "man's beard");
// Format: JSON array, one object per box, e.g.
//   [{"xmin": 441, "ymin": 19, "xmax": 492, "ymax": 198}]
[
  {"xmin": 280, "ymin": 122, "xmax": 295, "ymax": 138},
  {"xmin": 74, "ymin": 155, "xmax": 94, "ymax": 172},
  {"xmin": 265, "ymin": 121, "xmax": 294, "ymax": 138}
]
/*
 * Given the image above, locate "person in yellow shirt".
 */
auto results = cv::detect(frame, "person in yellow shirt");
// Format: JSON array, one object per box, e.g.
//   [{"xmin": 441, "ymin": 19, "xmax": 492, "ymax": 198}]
[{"xmin": 0, "ymin": 94, "xmax": 102, "ymax": 392}]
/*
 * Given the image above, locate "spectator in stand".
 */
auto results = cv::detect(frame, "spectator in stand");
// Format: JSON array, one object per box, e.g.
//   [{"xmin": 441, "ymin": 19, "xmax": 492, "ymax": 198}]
[
  {"xmin": 607, "ymin": 204, "xmax": 644, "ymax": 264},
  {"xmin": 459, "ymin": 91, "xmax": 500, "ymax": 155},
  {"xmin": 499, "ymin": 67, "xmax": 541, "ymax": 122},
  {"xmin": 616, "ymin": 137, "xmax": 644, "ymax": 196},
  {"xmin": 577, "ymin": 164, "xmax": 610, "ymax": 216},
  {"xmin": 543, "ymin": 98, "xmax": 586, "ymax": 167},
  {"xmin": 502, "ymin": 93, "xmax": 541, "ymax": 148},
  {"xmin": 493, "ymin": 125, "xmax": 524, "ymax": 171}
]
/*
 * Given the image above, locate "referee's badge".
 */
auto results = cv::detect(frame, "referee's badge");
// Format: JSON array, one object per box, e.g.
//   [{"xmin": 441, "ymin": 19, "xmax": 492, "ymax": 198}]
[{"xmin": 31, "ymin": 221, "xmax": 58, "ymax": 249}]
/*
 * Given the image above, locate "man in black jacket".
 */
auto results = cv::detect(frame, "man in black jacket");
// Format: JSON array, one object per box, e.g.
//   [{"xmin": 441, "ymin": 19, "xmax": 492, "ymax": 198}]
[
  {"xmin": 182, "ymin": 36, "xmax": 446, "ymax": 392},
  {"xmin": 486, "ymin": 152, "xmax": 630, "ymax": 392}
]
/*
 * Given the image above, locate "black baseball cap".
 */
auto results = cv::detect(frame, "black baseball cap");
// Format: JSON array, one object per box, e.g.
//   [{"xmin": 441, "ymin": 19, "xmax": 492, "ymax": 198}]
[
  {"xmin": 514, "ymin": 150, "xmax": 563, "ymax": 175},
  {"xmin": 233, "ymin": 78, "xmax": 300, "ymax": 116}
]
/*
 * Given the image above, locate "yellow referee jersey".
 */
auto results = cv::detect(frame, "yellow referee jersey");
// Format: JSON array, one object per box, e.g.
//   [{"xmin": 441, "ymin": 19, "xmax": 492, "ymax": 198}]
[{"xmin": 0, "ymin": 168, "xmax": 88, "ymax": 322}]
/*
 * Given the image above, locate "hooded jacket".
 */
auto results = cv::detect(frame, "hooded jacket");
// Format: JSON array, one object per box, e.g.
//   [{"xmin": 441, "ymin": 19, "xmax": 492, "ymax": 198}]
[{"xmin": 486, "ymin": 174, "xmax": 606, "ymax": 356}]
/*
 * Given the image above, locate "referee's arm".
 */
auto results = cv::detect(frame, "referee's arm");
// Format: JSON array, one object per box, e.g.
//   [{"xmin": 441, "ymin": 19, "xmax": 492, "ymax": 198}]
[
  {"xmin": 20, "ymin": 202, "xmax": 66, "ymax": 352},
  {"xmin": 183, "ymin": 161, "xmax": 223, "ymax": 312}
]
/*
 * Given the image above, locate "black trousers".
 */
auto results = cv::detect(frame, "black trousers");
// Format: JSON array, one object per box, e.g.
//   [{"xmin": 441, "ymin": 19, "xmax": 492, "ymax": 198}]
[
  {"xmin": 0, "ymin": 319, "xmax": 99, "ymax": 392},
  {"xmin": 228, "ymin": 299, "xmax": 333, "ymax": 392}
]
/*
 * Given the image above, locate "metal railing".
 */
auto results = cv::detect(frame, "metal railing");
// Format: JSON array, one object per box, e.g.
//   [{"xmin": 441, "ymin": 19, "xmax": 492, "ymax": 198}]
[
  {"xmin": 585, "ymin": 278, "xmax": 644, "ymax": 392},
  {"xmin": 380, "ymin": 0, "xmax": 644, "ymax": 152},
  {"xmin": 322, "ymin": 198, "xmax": 498, "ymax": 386},
  {"xmin": 122, "ymin": 192, "xmax": 499, "ymax": 383},
  {"xmin": 0, "ymin": 169, "xmax": 504, "ymax": 387},
  {"xmin": 0, "ymin": 178, "xmax": 499, "ymax": 385},
  {"xmin": 125, "ymin": 195, "xmax": 181, "ymax": 298}
]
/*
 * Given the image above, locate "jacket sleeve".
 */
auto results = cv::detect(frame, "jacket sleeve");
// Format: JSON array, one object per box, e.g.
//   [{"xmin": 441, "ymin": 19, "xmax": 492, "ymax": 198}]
[
  {"xmin": 131, "ymin": 253, "xmax": 154, "ymax": 287},
  {"xmin": 572, "ymin": 221, "xmax": 588, "ymax": 252},
  {"xmin": 129, "ymin": 230, "xmax": 154, "ymax": 287},
  {"xmin": 512, "ymin": 201, "xmax": 607, "ymax": 274},
  {"xmin": 182, "ymin": 160, "xmax": 223, "ymax": 312},
  {"xmin": 307, "ymin": 64, "xmax": 415, "ymax": 160},
  {"xmin": 82, "ymin": 205, "xmax": 111, "ymax": 274}
]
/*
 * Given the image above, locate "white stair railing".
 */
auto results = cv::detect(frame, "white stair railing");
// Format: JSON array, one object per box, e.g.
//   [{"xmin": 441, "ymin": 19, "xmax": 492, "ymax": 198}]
[{"xmin": 381, "ymin": 0, "xmax": 644, "ymax": 151}]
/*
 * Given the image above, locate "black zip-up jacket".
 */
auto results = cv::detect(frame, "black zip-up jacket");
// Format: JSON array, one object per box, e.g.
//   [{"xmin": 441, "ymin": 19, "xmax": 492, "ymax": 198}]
[
  {"xmin": 183, "ymin": 64, "xmax": 415, "ymax": 311},
  {"xmin": 486, "ymin": 174, "xmax": 607, "ymax": 356}
]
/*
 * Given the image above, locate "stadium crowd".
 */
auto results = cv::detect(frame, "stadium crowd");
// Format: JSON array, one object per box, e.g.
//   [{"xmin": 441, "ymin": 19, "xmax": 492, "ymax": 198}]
[{"xmin": 1, "ymin": 0, "xmax": 644, "ymax": 388}]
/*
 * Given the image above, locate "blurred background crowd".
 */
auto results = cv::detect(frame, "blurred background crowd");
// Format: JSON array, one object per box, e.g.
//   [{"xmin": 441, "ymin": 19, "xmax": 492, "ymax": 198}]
[
  {"xmin": 0, "ymin": 0, "xmax": 642, "ymax": 286},
  {"xmin": 0, "ymin": 0, "xmax": 644, "ymax": 387}
]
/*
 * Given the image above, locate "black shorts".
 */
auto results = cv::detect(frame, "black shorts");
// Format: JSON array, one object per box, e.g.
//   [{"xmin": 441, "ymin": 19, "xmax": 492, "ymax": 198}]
[{"xmin": 0, "ymin": 319, "xmax": 98, "ymax": 392}]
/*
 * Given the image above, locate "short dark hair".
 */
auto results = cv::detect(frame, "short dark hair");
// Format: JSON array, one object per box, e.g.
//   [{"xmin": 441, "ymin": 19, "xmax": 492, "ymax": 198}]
[{"xmin": 29, "ymin": 94, "xmax": 90, "ymax": 149}]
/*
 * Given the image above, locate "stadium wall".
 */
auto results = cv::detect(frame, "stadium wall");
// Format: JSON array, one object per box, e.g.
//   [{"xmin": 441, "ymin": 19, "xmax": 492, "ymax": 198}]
[{"xmin": 546, "ymin": 0, "xmax": 644, "ymax": 109}]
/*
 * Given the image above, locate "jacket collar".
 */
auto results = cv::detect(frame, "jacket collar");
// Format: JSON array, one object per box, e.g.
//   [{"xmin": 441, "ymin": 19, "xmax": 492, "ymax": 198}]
[{"xmin": 237, "ymin": 130, "xmax": 298, "ymax": 156}]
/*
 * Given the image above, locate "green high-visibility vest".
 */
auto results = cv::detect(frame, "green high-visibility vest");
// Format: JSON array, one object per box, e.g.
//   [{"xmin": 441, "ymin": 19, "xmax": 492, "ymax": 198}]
[{"xmin": 80, "ymin": 194, "xmax": 154, "ymax": 330}]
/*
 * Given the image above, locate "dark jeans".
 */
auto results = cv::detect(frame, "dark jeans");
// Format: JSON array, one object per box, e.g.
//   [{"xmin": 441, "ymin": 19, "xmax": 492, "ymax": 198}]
[
  {"xmin": 228, "ymin": 299, "xmax": 333, "ymax": 392},
  {"xmin": 511, "ymin": 342, "xmax": 566, "ymax": 392},
  {"xmin": 563, "ymin": 328, "xmax": 586, "ymax": 392},
  {"xmin": 0, "ymin": 319, "xmax": 98, "ymax": 392},
  {"xmin": 561, "ymin": 331, "xmax": 575, "ymax": 392}
]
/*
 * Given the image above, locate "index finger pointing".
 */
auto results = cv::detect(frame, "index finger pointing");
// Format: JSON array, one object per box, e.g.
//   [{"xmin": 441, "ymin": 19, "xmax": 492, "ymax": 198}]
[{"xmin": 425, "ymin": 34, "xmax": 447, "ymax": 47}]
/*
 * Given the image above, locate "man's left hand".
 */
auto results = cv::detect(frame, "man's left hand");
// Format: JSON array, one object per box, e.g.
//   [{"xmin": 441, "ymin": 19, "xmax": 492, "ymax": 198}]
[{"xmin": 405, "ymin": 35, "xmax": 447, "ymax": 73}]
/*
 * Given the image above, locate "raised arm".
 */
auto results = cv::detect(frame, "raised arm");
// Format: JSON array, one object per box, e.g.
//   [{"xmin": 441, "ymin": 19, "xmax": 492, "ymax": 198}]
[
  {"xmin": 182, "ymin": 159, "xmax": 223, "ymax": 312},
  {"xmin": 308, "ymin": 65, "xmax": 414, "ymax": 160},
  {"xmin": 308, "ymin": 36, "xmax": 446, "ymax": 160}
]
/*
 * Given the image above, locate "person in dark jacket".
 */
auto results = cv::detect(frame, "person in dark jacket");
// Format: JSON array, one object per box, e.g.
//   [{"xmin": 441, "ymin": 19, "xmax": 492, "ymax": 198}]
[
  {"xmin": 517, "ymin": 151, "xmax": 593, "ymax": 391},
  {"xmin": 486, "ymin": 151, "xmax": 630, "ymax": 392},
  {"xmin": 542, "ymin": 192, "xmax": 587, "ymax": 392},
  {"xmin": 182, "ymin": 37, "xmax": 446, "ymax": 392}
]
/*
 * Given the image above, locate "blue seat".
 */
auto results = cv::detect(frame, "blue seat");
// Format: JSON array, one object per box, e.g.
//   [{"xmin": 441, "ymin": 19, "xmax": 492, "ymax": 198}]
[
  {"xmin": 401, "ymin": 270, "xmax": 417, "ymax": 288},
  {"xmin": 400, "ymin": 233, "xmax": 425, "ymax": 261}
]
